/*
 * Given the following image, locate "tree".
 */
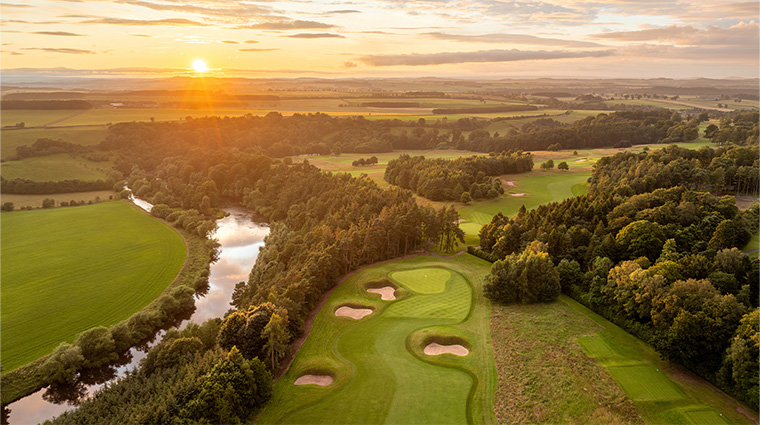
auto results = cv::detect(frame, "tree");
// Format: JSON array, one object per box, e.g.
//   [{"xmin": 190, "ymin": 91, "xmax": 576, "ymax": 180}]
[
  {"xmin": 42, "ymin": 198, "xmax": 55, "ymax": 208},
  {"xmin": 540, "ymin": 159, "xmax": 554, "ymax": 170},
  {"xmin": 557, "ymin": 161, "xmax": 569, "ymax": 170},
  {"xmin": 75, "ymin": 326, "xmax": 118, "ymax": 368},
  {"xmin": 616, "ymin": 220, "xmax": 665, "ymax": 262},
  {"xmin": 460, "ymin": 191, "xmax": 472, "ymax": 204},
  {"xmin": 1, "ymin": 202, "xmax": 14, "ymax": 212},
  {"xmin": 261, "ymin": 313, "xmax": 290, "ymax": 370},
  {"xmin": 484, "ymin": 244, "xmax": 560, "ymax": 304}
]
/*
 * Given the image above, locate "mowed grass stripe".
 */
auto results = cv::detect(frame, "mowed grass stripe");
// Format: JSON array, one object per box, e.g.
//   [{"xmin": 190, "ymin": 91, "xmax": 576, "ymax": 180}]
[
  {"xmin": 606, "ymin": 365, "xmax": 685, "ymax": 401},
  {"xmin": 682, "ymin": 408, "xmax": 731, "ymax": 425},
  {"xmin": 1, "ymin": 201, "xmax": 186, "ymax": 371}
]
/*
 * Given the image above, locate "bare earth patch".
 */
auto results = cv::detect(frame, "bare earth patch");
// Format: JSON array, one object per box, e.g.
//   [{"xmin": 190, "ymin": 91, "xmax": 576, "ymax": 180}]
[
  {"xmin": 510, "ymin": 193, "xmax": 526, "ymax": 197},
  {"xmin": 294, "ymin": 375, "xmax": 333, "ymax": 386},
  {"xmin": 424, "ymin": 342, "xmax": 469, "ymax": 356},
  {"xmin": 335, "ymin": 306, "xmax": 373, "ymax": 319},
  {"xmin": 367, "ymin": 287, "xmax": 396, "ymax": 300},
  {"xmin": 501, "ymin": 179, "xmax": 517, "ymax": 187}
]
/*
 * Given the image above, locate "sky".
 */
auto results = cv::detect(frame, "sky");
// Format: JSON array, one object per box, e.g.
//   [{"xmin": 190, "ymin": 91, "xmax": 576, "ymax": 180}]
[{"xmin": 1, "ymin": 0, "xmax": 758, "ymax": 79}]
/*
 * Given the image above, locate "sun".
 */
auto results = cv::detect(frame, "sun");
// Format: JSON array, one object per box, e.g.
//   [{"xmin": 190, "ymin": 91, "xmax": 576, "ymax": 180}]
[{"xmin": 192, "ymin": 59, "xmax": 209, "ymax": 73}]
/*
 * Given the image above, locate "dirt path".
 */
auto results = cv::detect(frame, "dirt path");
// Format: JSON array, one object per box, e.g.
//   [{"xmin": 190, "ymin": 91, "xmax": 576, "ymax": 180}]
[
  {"xmin": 37, "ymin": 110, "xmax": 89, "ymax": 127},
  {"xmin": 274, "ymin": 249, "xmax": 438, "ymax": 380}
]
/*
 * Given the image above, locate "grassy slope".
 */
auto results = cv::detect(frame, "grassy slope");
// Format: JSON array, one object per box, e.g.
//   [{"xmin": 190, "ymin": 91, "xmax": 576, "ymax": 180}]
[
  {"xmin": 256, "ymin": 254, "xmax": 496, "ymax": 424},
  {"xmin": 0, "ymin": 201, "xmax": 186, "ymax": 371},
  {"xmin": 1, "ymin": 153, "xmax": 111, "ymax": 181},
  {"xmin": 0, "ymin": 110, "xmax": 83, "ymax": 128},
  {"xmin": 0, "ymin": 191, "xmax": 116, "ymax": 209}
]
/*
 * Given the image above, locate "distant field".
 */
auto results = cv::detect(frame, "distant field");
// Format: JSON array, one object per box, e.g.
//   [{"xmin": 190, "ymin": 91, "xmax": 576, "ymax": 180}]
[
  {"xmin": 1, "ymin": 153, "xmax": 111, "ymax": 181},
  {"xmin": 257, "ymin": 254, "xmax": 496, "ymax": 424},
  {"xmin": 0, "ymin": 110, "xmax": 84, "ymax": 128},
  {"xmin": 0, "ymin": 126, "xmax": 108, "ymax": 160},
  {"xmin": 0, "ymin": 190, "xmax": 116, "ymax": 209},
  {"xmin": 0, "ymin": 201, "xmax": 186, "ymax": 371}
]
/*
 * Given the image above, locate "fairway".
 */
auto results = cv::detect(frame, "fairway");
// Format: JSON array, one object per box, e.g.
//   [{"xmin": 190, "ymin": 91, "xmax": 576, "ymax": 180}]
[
  {"xmin": 256, "ymin": 254, "xmax": 496, "ymax": 424},
  {"xmin": 1, "ymin": 201, "xmax": 186, "ymax": 371}
]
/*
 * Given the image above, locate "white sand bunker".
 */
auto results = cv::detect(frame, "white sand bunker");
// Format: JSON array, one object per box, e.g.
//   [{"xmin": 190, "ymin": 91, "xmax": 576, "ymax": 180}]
[
  {"xmin": 510, "ymin": 193, "xmax": 526, "ymax": 197},
  {"xmin": 367, "ymin": 287, "xmax": 396, "ymax": 300},
  {"xmin": 424, "ymin": 342, "xmax": 469, "ymax": 356},
  {"xmin": 335, "ymin": 306, "xmax": 373, "ymax": 319},
  {"xmin": 294, "ymin": 374, "xmax": 333, "ymax": 386}
]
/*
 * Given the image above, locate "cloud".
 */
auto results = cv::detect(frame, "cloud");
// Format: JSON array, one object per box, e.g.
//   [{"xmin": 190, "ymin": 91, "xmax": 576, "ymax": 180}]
[
  {"xmin": 83, "ymin": 17, "xmax": 207, "ymax": 26},
  {"xmin": 21, "ymin": 47, "xmax": 96, "ymax": 54},
  {"xmin": 238, "ymin": 48, "xmax": 279, "ymax": 52},
  {"xmin": 359, "ymin": 48, "xmax": 614, "ymax": 66},
  {"xmin": 116, "ymin": 0, "xmax": 273, "ymax": 19},
  {"xmin": 30, "ymin": 31, "xmax": 85, "ymax": 36},
  {"xmin": 325, "ymin": 9, "xmax": 361, "ymax": 14},
  {"xmin": 285, "ymin": 33, "xmax": 345, "ymax": 39},
  {"xmin": 485, "ymin": 1, "xmax": 594, "ymax": 25},
  {"xmin": 2, "ymin": 3, "xmax": 34, "ymax": 8},
  {"xmin": 245, "ymin": 20, "xmax": 334, "ymax": 30},
  {"xmin": 220, "ymin": 40, "xmax": 238, "ymax": 44},
  {"xmin": 130, "ymin": 33, "xmax": 151, "ymax": 37},
  {"xmin": 244, "ymin": 40, "xmax": 258, "ymax": 44},
  {"xmin": 425, "ymin": 32, "xmax": 605, "ymax": 48},
  {"xmin": 344, "ymin": 61, "xmax": 358, "ymax": 68},
  {"xmin": 593, "ymin": 21, "xmax": 759, "ymax": 47}
]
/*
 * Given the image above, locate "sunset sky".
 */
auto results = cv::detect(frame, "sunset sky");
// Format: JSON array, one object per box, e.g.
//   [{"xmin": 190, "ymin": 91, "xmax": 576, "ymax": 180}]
[{"xmin": 1, "ymin": 0, "xmax": 758, "ymax": 79}]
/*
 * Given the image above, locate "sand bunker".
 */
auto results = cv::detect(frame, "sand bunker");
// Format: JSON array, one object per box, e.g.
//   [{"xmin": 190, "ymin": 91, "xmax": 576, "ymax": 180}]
[
  {"xmin": 335, "ymin": 306, "xmax": 373, "ymax": 319},
  {"xmin": 294, "ymin": 374, "xmax": 333, "ymax": 386},
  {"xmin": 367, "ymin": 287, "xmax": 396, "ymax": 300},
  {"xmin": 424, "ymin": 342, "xmax": 469, "ymax": 356},
  {"xmin": 502, "ymin": 180, "xmax": 517, "ymax": 187},
  {"xmin": 510, "ymin": 193, "xmax": 526, "ymax": 197},
  {"xmin": 574, "ymin": 158, "xmax": 587, "ymax": 162}
]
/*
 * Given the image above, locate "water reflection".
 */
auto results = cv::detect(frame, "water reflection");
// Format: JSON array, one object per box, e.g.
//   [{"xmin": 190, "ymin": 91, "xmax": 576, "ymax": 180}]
[{"xmin": 4, "ymin": 205, "xmax": 268, "ymax": 425}]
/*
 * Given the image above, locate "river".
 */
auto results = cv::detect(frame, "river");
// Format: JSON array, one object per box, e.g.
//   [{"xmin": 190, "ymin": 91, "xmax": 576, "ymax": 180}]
[{"xmin": 3, "ymin": 200, "xmax": 269, "ymax": 425}]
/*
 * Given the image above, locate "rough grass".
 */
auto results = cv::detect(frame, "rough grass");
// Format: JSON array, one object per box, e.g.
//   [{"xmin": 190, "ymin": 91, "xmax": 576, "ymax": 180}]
[
  {"xmin": 1, "ymin": 153, "xmax": 111, "ymax": 181},
  {"xmin": 0, "ymin": 110, "xmax": 83, "ymax": 128},
  {"xmin": 0, "ymin": 201, "xmax": 186, "ymax": 372},
  {"xmin": 1, "ymin": 126, "xmax": 108, "ymax": 160},
  {"xmin": 564, "ymin": 297, "xmax": 757, "ymax": 425},
  {"xmin": 255, "ymin": 254, "xmax": 496, "ymax": 424}
]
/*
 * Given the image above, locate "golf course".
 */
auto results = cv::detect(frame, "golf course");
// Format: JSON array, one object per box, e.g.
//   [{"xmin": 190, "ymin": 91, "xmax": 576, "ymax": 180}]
[{"xmin": 257, "ymin": 254, "xmax": 497, "ymax": 424}]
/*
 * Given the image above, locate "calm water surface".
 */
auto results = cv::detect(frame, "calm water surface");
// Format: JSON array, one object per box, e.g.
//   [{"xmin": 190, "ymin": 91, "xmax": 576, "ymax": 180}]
[{"xmin": 3, "ymin": 201, "xmax": 268, "ymax": 425}]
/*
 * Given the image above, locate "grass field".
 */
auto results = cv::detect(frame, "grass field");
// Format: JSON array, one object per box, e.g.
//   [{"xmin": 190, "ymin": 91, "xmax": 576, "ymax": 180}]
[
  {"xmin": 256, "ymin": 254, "xmax": 496, "ymax": 424},
  {"xmin": 0, "ymin": 110, "xmax": 86, "ymax": 128},
  {"xmin": 0, "ymin": 190, "xmax": 116, "ymax": 209},
  {"xmin": 490, "ymin": 295, "xmax": 756, "ymax": 424},
  {"xmin": 0, "ymin": 201, "xmax": 186, "ymax": 372},
  {"xmin": 1, "ymin": 153, "xmax": 111, "ymax": 181},
  {"xmin": 0, "ymin": 126, "xmax": 108, "ymax": 160},
  {"xmin": 742, "ymin": 234, "xmax": 759, "ymax": 252}
]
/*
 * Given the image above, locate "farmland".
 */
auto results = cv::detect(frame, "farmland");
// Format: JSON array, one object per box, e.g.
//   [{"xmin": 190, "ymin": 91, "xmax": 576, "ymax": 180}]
[
  {"xmin": 256, "ymin": 254, "xmax": 497, "ymax": 424},
  {"xmin": 0, "ymin": 201, "xmax": 186, "ymax": 372},
  {"xmin": 1, "ymin": 153, "xmax": 111, "ymax": 182}
]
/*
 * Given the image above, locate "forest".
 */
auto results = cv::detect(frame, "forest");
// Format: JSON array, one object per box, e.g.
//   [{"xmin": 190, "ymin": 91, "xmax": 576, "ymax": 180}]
[
  {"xmin": 383, "ymin": 152, "xmax": 533, "ymax": 201},
  {"xmin": 477, "ymin": 143, "xmax": 759, "ymax": 409}
]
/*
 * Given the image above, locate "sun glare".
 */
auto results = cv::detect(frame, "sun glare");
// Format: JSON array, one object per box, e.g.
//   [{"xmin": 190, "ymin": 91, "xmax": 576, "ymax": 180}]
[{"xmin": 192, "ymin": 59, "xmax": 209, "ymax": 73}]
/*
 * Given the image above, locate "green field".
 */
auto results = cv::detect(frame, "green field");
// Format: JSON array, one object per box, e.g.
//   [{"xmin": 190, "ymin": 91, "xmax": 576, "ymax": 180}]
[
  {"xmin": 1, "ymin": 153, "xmax": 111, "ymax": 181},
  {"xmin": 256, "ymin": 254, "xmax": 496, "ymax": 424},
  {"xmin": 0, "ymin": 190, "xmax": 116, "ymax": 209},
  {"xmin": 0, "ymin": 201, "xmax": 187, "ymax": 371},
  {"xmin": 0, "ymin": 110, "xmax": 85, "ymax": 128},
  {"xmin": 0, "ymin": 126, "xmax": 108, "ymax": 160}
]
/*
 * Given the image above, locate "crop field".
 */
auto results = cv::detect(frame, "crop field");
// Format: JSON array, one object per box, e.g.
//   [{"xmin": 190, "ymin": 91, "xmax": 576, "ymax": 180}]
[
  {"xmin": 0, "ymin": 190, "xmax": 116, "ymax": 209},
  {"xmin": 0, "ymin": 201, "xmax": 186, "ymax": 372},
  {"xmin": 1, "ymin": 153, "xmax": 111, "ymax": 181},
  {"xmin": 0, "ymin": 126, "xmax": 108, "ymax": 160},
  {"xmin": 490, "ymin": 296, "xmax": 755, "ymax": 424},
  {"xmin": 256, "ymin": 254, "xmax": 496, "ymax": 424}
]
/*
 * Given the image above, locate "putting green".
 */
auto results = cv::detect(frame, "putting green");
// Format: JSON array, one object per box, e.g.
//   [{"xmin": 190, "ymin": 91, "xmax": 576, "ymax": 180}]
[
  {"xmin": 390, "ymin": 268, "xmax": 451, "ymax": 294},
  {"xmin": 257, "ymin": 255, "xmax": 496, "ymax": 424}
]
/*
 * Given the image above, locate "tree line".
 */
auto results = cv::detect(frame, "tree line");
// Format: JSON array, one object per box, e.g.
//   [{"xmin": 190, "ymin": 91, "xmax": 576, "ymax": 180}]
[
  {"xmin": 383, "ymin": 152, "xmax": 533, "ymax": 202},
  {"xmin": 476, "ymin": 143, "xmax": 759, "ymax": 409}
]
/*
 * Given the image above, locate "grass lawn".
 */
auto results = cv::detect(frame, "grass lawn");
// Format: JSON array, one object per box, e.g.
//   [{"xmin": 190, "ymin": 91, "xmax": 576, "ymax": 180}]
[
  {"xmin": 0, "ymin": 201, "xmax": 186, "ymax": 372},
  {"xmin": 1, "ymin": 153, "xmax": 112, "ymax": 181},
  {"xmin": 256, "ymin": 254, "xmax": 496, "ymax": 424},
  {"xmin": 742, "ymin": 233, "xmax": 759, "ymax": 252},
  {"xmin": 0, "ymin": 126, "xmax": 108, "ymax": 160}
]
